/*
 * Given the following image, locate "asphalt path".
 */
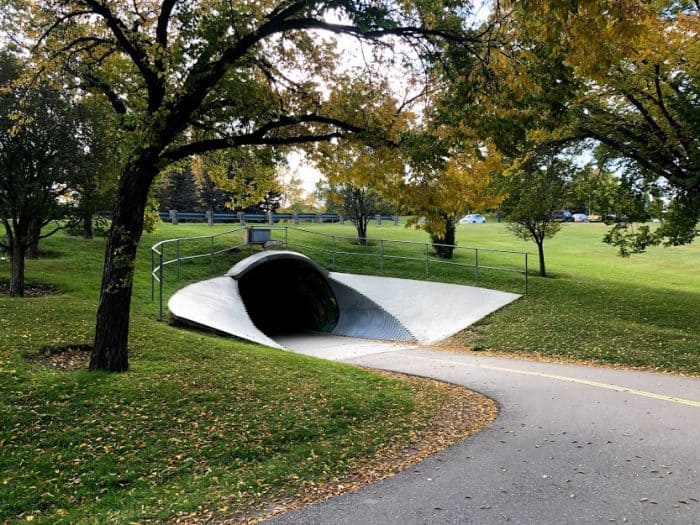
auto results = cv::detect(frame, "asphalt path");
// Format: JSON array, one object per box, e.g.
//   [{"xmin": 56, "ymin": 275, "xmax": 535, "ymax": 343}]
[{"xmin": 266, "ymin": 341, "xmax": 700, "ymax": 525}]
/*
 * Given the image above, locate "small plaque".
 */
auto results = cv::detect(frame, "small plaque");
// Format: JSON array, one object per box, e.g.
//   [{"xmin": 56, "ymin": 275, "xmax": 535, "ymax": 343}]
[{"xmin": 247, "ymin": 228, "xmax": 272, "ymax": 245}]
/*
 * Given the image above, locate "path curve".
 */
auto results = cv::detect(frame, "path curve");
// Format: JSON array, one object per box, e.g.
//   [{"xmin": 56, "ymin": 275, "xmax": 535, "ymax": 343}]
[{"xmin": 266, "ymin": 342, "xmax": 700, "ymax": 524}]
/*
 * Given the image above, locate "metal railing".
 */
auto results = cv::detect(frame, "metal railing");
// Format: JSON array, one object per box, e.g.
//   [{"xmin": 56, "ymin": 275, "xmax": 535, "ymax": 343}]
[{"xmin": 151, "ymin": 225, "xmax": 528, "ymax": 320}]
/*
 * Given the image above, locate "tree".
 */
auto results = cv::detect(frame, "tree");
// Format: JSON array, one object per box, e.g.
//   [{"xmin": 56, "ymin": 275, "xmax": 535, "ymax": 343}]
[
  {"xmin": 567, "ymin": 163, "xmax": 619, "ymax": 217},
  {"xmin": 315, "ymin": 135, "xmax": 403, "ymax": 243},
  {"xmin": 277, "ymin": 167, "xmax": 308, "ymax": 213},
  {"xmin": 491, "ymin": 1, "xmax": 700, "ymax": 252},
  {"xmin": 500, "ymin": 153, "xmax": 574, "ymax": 277},
  {"xmin": 193, "ymin": 148, "xmax": 280, "ymax": 212},
  {"xmin": 256, "ymin": 189, "xmax": 283, "ymax": 214},
  {"xmin": 7, "ymin": 0, "xmax": 482, "ymax": 370},
  {"xmin": 318, "ymin": 180, "xmax": 396, "ymax": 243},
  {"xmin": 312, "ymin": 80, "xmax": 412, "ymax": 243},
  {"xmin": 0, "ymin": 52, "xmax": 84, "ymax": 296},
  {"xmin": 191, "ymin": 157, "xmax": 230, "ymax": 214},
  {"xmin": 401, "ymin": 140, "xmax": 504, "ymax": 259},
  {"xmin": 157, "ymin": 167, "xmax": 199, "ymax": 211}
]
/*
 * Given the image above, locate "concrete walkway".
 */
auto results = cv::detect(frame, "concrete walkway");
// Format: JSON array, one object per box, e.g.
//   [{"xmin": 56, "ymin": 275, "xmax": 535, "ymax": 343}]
[{"xmin": 266, "ymin": 338, "xmax": 700, "ymax": 524}]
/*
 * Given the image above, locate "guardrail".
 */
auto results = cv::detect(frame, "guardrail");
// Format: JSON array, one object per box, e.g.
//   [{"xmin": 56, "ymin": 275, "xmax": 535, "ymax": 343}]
[
  {"xmin": 99, "ymin": 210, "xmax": 400, "ymax": 225},
  {"xmin": 151, "ymin": 225, "xmax": 528, "ymax": 320},
  {"xmin": 154, "ymin": 210, "xmax": 400, "ymax": 225}
]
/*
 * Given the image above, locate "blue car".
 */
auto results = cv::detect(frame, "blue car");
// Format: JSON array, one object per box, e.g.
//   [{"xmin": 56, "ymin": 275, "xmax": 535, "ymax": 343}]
[{"xmin": 552, "ymin": 210, "xmax": 573, "ymax": 222}]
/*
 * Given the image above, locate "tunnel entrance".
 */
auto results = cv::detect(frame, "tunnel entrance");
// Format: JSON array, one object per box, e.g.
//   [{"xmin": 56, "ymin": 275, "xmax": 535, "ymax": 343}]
[{"xmin": 237, "ymin": 258, "xmax": 339, "ymax": 336}]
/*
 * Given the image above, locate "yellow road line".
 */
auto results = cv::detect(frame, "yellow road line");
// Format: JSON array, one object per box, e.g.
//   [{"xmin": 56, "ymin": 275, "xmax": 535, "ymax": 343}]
[{"xmin": 409, "ymin": 355, "xmax": 700, "ymax": 408}]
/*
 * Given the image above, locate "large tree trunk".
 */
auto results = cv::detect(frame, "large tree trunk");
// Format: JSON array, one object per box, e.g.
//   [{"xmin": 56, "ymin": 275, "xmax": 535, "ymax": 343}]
[
  {"xmin": 82, "ymin": 212, "xmax": 94, "ymax": 239},
  {"xmin": 90, "ymin": 157, "xmax": 155, "ymax": 372},
  {"xmin": 10, "ymin": 241, "xmax": 26, "ymax": 297},
  {"xmin": 26, "ymin": 217, "xmax": 42, "ymax": 259},
  {"xmin": 355, "ymin": 218, "xmax": 368, "ymax": 245},
  {"xmin": 536, "ymin": 239, "xmax": 547, "ymax": 277},
  {"xmin": 431, "ymin": 218, "xmax": 456, "ymax": 259}
]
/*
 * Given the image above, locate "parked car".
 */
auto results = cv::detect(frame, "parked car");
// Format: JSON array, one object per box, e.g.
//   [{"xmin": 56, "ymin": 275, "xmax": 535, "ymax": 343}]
[
  {"xmin": 588, "ymin": 213, "xmax": 602, "ymax": 222},
  {"xmin": 459, "ymin": 214, "xmax": 487, "ymax": 224},
  {"xmin": 604, "ymin": 213, "xmax": 629, "ymax": 223},
  {"xmin": 572, "ymin": 213, "xmax": 589, "ymax": 222},
  {"xmin": 552, "ymin": 210, "xmax": 573, "ymax": 222}
]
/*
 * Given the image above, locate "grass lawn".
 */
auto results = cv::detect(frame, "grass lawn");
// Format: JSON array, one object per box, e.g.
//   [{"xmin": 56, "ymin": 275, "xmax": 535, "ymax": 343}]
[
  {"xmin": 1, "ymin": 218, "xmax": 697, "ymax": 522},
  {"xmin": 149, "ymin": 219, "xmax": 698, "ymax": 374},
  {"xmin": 449, "ymin": 222, "xmax": 700, "ymax": 374},
  {"xmin": 0, "ymin": 228, "xmax": 469, "ymax": 524}
]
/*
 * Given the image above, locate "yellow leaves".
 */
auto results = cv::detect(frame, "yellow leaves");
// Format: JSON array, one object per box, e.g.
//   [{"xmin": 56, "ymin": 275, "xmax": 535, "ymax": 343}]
[
  {"xmin": 191, "ymin": 150, "xmax": 278, "ymax": 210},
  {"xmin": 402, "ymin": 142, "xmax": 504, "ymax": 231},
  {"xmin": 314, "ymin": 136, "xmax": 407, "ymax": 198},
  {"xmin": 506, "ymin": 0, "xmax": 662, "ymax": 80}
]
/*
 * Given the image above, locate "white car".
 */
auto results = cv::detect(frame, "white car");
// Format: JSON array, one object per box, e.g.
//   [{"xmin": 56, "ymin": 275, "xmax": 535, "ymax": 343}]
[
  {"xmin": 459, "ymin": 214, "xmax": 487, "ymax": 224},
  {"xmin": 572, "ymin": 213, "xmax": 589, "ymax": 222}
]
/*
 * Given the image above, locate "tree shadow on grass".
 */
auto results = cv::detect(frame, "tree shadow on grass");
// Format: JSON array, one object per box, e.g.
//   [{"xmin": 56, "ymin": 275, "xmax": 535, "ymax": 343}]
[{"xmin": 0, "ymin": 282, "xmax": 61, "ymax": 297}]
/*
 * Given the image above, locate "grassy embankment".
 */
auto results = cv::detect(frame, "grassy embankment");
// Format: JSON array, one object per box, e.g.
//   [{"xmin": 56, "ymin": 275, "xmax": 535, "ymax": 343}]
[
  {"xmin": 1, "ymin": 218, "xmax": 697, "ymax": 522},
  {"xmin": 0, "ymin": 227, "xmax": 478, "ymax": 524},
  {"xmin": 152, "ymin": 219, "xmax": 698, "ymax": 374}
]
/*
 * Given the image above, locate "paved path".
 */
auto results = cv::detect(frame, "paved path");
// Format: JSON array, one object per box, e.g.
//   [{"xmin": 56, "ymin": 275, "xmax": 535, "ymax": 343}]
[{"xmin": 267, "ymin": 337, "xmax": 700, "ymax": 524}]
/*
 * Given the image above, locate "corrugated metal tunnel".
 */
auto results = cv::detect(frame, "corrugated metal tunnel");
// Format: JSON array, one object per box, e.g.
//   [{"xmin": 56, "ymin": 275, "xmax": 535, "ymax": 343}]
[
  {"xmin": 168, "ymin": 250, "xmax": 520, "ymax": 350},
  {"xmin": 237, "ymin": 258, "xmax": 339, "ymax": 335}
]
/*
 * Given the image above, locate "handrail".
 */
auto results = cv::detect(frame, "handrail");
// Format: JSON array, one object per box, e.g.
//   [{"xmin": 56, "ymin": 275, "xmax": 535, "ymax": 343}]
[{"xmin": 150, "ymin": 225, "xmax": 529, "ymax": 320}]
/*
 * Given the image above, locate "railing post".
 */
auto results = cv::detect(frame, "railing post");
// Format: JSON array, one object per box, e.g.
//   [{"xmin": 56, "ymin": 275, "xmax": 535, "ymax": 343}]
[
  {"xmin": 176, "ymin": 239, "xmax": 181, "ymax": 280},
  {"xmin": 150, "ymin": 249, "xmax": 155, "ymax": 301},
  {"xmin": 425, "ymin": 243, "xmax": 429, "ymax": 278},
  {"xmin": 380, "ymin": 239, "xmax": 384, "ymax": 272},
  {"xmin": 210, "ymin": 235, "xmax": 215, "ymax": 272},
  {"xmin": 159, "ymin": 249, "xmax": 164, "ymax": 321},
  {"xmin": 475, "ymin": 248, "xmax": 480, "ymax": 283},
  {"xmin": 332, "ymin": 235, "xmax": 337, "ymax": 270}
]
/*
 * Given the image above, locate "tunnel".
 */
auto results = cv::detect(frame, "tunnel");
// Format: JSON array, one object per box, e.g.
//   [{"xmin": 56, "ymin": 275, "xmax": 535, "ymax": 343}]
[
  {"xmin": 227, "ymin": 251, "xmax": 413, "ymax": 342},
  {"xmin": 168, "ymin": 250, "xmax": 521, "ymax": 349},
  {"xmin": 237, "ymin": 258, "xmax": 339, "ymax": 336}
]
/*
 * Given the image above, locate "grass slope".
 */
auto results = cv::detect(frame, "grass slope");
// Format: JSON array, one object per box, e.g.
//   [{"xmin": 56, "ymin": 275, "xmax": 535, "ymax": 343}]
[
  {"xmin": 148, "ymin": 219, "xmax": 698, "ymax": 374},
  {"xmin": 0, "ymin": 230, "xmax": 452, "ymax": 524},
  {"xmin": 1, "ymin": 218, "xmax": 697, "ymax": 521},
  {"xmin": 450, "ymin": 222, "xmax": 700, "ymax": 374}
]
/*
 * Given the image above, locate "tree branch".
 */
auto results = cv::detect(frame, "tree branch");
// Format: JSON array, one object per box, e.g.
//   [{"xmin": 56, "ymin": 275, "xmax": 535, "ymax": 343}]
[
  {"xmin": 37, "ymin": 223, "xmax": 67, "ymax": 241},
  {"xmin": 81, "ymin": 0, "xmax": 160, "ymax": 111},
  {"xmin": 34, "ymin": 9, "xmax": 94, "ymax": 49},
  {"xmin": 162, "ymin": 132, "xmax": 344, "ymax": 164},
  {"xmin": 281, "ymin": 18, "xmax": 470, "ymax": 44},
  {"xmin": 580, "ymin": 125, "xmax": 689, "ymax": 190},
  {"xmin": 157, "ymin": 0, "xmax": 178, "ymax": 47},
  {"xmin": 168, "ymin": 7, "xmax": 472, "ymax": 145}
]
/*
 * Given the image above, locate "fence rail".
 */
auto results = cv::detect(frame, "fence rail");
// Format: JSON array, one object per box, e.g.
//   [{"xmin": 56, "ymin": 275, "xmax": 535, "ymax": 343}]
[
  {"xmin": 99, "ymin": 210, "xmax": 400, "ymax": 226},
  {"xmin": 151, "ymin": 226, "xmax": 528, "ymax": 320}
]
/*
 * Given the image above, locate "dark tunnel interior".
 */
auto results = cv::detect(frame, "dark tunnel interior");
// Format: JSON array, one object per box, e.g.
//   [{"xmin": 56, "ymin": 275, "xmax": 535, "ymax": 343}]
[{"xmin": 237, "ymin": 259, "xmax": 339, "ymax": 336}]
